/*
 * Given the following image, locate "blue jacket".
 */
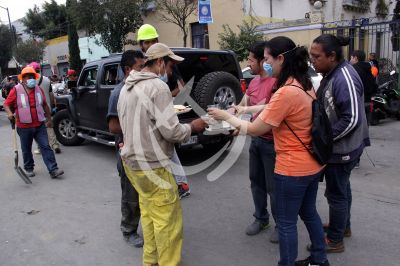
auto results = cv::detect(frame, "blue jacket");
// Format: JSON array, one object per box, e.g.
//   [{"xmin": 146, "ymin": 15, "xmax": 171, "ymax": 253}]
[{"xmin": 317, "ymin": 60, "xmax": 370, "ymax": 163}]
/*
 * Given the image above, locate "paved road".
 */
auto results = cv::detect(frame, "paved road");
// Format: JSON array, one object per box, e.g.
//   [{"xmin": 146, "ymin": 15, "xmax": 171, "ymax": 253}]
[{"xmin": 0, "ymin": 110, "xmax": 399, "ymax": 266}]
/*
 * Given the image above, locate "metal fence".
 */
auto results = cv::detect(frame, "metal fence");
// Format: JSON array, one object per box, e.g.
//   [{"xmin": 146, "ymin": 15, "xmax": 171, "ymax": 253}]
[{"xmin": 322, "ymin": 16, "xmax": 400, "ymax": 84}]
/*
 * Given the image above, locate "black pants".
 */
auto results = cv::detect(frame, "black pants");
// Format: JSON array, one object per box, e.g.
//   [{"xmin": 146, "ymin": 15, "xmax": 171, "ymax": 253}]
[{"xmin": 117, "ymin": 154, "xmax": 141, "ymax": 236}]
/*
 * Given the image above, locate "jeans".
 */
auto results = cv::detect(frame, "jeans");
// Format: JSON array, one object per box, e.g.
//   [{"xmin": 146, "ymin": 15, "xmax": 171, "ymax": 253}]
[
  {"xmin": 324, "ymin": 159, "xmax": 358, "ymax": 243},
  {"xmin": 275, "ymin": 171, "xmax": 326, "ymax": 266},
  {"xmin": 117, "ymin": 155, "xmax": 141, "ymax": 236},
  {"xmin": 17, "ymin": 123, "xmax": 58, "ymax": 173},
  {"xmin": 249, "ymin": 137, "xmax": 276, "ymax": 224}
]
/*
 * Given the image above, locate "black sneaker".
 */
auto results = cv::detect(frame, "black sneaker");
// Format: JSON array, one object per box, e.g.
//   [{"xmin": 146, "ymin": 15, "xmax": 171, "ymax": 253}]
[
  {"xmin": 50, "ymin": 169, "xmax": 64, "ymax": 179},
  {"xmin": 123, "ymin": 233, "xmax": 144, "ymax": 248},
  {"xmin": 295, "ymin": 256, "xmax": 330, "ymax": 266}
]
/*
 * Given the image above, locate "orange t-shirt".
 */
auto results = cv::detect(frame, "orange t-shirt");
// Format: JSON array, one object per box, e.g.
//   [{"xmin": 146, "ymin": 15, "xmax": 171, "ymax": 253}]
[{"xmin": 259, "ymin": 79, "xmax": 323, "ymax": 176}]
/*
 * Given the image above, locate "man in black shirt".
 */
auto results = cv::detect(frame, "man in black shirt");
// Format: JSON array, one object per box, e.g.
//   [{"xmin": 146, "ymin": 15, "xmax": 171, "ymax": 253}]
[
  {"xmin": 107, "ymin": 50, "xmax": 146, "ymax": 247},
  {"xmin": 350, "ymin": 50, "xmax": 378, "ymax": 124}
]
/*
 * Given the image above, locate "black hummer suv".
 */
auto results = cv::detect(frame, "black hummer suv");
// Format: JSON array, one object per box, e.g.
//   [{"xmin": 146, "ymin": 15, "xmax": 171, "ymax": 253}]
[{"xmin": 53, "ymin": 48, "xmax": 244, "ymax": 148}]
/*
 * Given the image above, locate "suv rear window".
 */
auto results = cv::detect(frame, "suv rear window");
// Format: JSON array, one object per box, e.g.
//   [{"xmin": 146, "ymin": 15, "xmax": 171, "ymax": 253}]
[{"xmin": 79, "ymin": 68, "xmax": 98, "ymax": 87}]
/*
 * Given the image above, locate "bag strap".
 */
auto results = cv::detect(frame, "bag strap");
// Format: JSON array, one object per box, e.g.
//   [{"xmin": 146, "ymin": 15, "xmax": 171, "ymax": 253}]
[
  {"xmin": 283, "ymin": 120, "xmax": 313, "ymax": 156},
  {"xmin": 281, "ymin": 84, "xmax": 314, "ymax": 156}
]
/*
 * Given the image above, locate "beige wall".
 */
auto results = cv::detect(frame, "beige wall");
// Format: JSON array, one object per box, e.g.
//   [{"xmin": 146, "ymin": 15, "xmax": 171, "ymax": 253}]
[
  {"xmin": 265, "ymin": 29, "xmax": 321, "ymax": 49},
  {"xmin": 127, "ymin": 0, "xmax": 245, "ymax": 50}
]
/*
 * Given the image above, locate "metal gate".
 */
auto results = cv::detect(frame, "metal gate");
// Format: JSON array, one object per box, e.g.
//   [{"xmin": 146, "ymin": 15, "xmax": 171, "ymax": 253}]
[{"xmin": 322, "ymin": 16, "xmax": 400, "ymax": 84}]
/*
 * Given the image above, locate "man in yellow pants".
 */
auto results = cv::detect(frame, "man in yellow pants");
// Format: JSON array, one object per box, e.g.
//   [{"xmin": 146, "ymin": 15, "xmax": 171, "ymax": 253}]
[{"xmin": 118, "ymin": 43, "xmax": 207, "ymax": 266}]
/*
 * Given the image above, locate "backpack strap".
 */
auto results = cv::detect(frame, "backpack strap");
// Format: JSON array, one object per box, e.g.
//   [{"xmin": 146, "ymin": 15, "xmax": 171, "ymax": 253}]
[
  {"xmin": 281, "ymin": 83, "xmax": 315, "ymax": 156},
  {"xmin": 283, "ymin": 120, "xmax": 313, "ymax": 156}
]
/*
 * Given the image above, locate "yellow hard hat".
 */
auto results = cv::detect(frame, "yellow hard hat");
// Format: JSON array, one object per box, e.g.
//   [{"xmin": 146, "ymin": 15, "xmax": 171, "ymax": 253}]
[
  {"xmin": 137, "ymin": 24, "xmax": 159, "ymax": 41},
  {"xmin": 18, "ymin": 66, "xmax": 40, "ymax": 81}
]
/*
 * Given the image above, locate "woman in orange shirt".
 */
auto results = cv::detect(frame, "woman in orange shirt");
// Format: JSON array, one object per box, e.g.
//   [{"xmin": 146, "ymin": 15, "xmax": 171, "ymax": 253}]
[{"xmin": 208, "ymin": 36, "xmax": 329, "ymax": 266}]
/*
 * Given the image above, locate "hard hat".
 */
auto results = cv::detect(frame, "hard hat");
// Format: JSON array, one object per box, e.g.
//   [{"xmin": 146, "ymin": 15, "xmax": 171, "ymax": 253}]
[
  {"xmin": 29, "ymin": 62, "xmax": 41, "ymax": 71},
  {"xmin": 371, "ymin": 66, "xmax": 379, "ymax": 77},
  {"xmin": 67, "ymin": 69, "xmax": 77, "ymax": 77},
  {"xmin": 18, "ymin": 66, "xmax": 40, "ymax": 81},
  {"xmin": 137, "ymin": 24, "xmax": 159, "ymax": 41}
]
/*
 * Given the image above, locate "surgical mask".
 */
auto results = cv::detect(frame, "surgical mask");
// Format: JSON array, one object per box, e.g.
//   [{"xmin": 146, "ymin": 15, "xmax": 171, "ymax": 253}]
[
  {"xmin": 158, "ymin": 62, "xmax": 168, "ymax": 83},
  {"xmin": 159, "ymin": 72, "xmax": 168, "ymax": 83},
  {"xmin": 263, "ymin": 63, "xmax": 273, "ymax": 76},
  {"xmin": 26, "ymin": 79, "xmax": 36, "ymax": 88}
]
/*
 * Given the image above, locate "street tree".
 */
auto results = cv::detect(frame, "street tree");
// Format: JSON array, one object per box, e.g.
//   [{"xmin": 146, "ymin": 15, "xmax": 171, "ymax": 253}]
[
  {"xmin": 218, "ymin": 20, "xmax": 264, "ymax": 62},
  {"xmin": 22, "ymin": 0, "xmax": 68, "ymax": 40},
  {"xmin": 66, "ymin": 0, "xmax": 82, "ymax": 73},
  {"xmin": 155, "ymin": 0, "xmax": 197, "ymax": 47},
  {"xmin": 15, "ymin": 39, "xmax": 46, "ymax": 65},
  {"xmin": 0, "ymin": 25, "xmax": 13, "ymax": 70},
  {"xmin": 73, "ymin": 0, "xmax": 149, "ymax": 53}
]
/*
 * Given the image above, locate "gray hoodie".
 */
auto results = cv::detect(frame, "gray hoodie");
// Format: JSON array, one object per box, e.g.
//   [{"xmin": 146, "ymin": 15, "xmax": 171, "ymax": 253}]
[{"xmin": 117, "ymin": 71, "xmax": 191, "ymax": 170}]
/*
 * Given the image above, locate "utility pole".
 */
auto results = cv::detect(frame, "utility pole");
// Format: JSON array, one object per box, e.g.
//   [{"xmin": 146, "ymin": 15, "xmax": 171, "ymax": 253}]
[{"xmin": 0, "ymin": 6, "xmax": 18, "ymax": 58}]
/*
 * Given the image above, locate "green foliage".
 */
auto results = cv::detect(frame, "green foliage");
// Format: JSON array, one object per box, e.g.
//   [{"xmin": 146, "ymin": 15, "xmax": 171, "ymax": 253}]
[
  {"xmin": 22, "ymin": 0, "xmax": 68, "ymax": 40},
  {"xmin": 73, "ymin": 0, "xmax": 149, "ymax": 53},
  {"xmin": 15, "ymin": 39, "xmax": 46, "ymax": 65},
  {"xmin": 218, "ymin": 20, "xmax": 264, "ymax": 62},
  {"xmin": 155, "ymin": 0, "xmax": 197, "ymax": 47},
  {"xmin": 66, "ymin": 0, "xmax": 82, "ymax": 72},
  {"xmin": 0, "ymin": 25, "xmax": 13, "ymax": 69}
]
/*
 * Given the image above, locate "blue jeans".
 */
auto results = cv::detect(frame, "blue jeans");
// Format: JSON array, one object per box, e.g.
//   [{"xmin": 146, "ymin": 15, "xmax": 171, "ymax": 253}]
[
  {"xmin": 324, "ymin": 159, "xmax": 358, "ymax": 243},
  {"xmin": 275, "ymin": 171, "xmax": 326, "ymax": 266},
  {"xmin": 249, "ymin": 137, "xmax": 276, "ymax": 224},
  {"xmin": 17, "ymin": 123, "xmax": 58, "ymax": 173}
]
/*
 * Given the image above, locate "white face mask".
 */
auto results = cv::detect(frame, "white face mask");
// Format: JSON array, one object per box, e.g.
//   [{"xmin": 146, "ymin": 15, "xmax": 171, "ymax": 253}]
[{"xmin": 158, "ymin": 61, "xmax": 168, "ymax": 83}]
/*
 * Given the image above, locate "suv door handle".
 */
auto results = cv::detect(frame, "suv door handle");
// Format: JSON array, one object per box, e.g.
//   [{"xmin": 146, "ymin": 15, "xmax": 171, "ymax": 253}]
[{"xmin": 88, "ymin": 90, "xmax": 97, "ymax": 94}]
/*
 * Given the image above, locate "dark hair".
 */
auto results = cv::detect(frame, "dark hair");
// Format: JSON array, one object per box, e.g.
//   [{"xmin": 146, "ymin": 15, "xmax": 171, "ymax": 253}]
[
  {"xmin": 120, "ymin": 50, "xmax": 145, "ymax": 70},
  {"xmin": 351, "ymin": 50, "xmax": 366, "ymax": 62},
  {"xmin": 313, "ymin": 34, "xmax": 350, "ymax": 62},
  {"xmin": 248, "ymin": 41, "xmax": 266, "ymax": 62},
  {"xmin": 265, "ymin": 36, "xmax": 312, "ymax": 91}
]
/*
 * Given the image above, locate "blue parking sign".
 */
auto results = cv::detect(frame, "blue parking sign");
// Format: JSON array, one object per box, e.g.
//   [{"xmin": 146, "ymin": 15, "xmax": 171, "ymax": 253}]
[{"xmin": 198, "ymin": 0, "xmax": 213, "ymax": 24}]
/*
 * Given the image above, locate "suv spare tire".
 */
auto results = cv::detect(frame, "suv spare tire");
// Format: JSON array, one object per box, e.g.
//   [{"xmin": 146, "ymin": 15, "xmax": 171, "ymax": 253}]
[
  {"xmin": 53, "ymin": 109, "xmax": 84, "ymax": 146},
  {"xmin": 193, "ymin": 71, "xmax": 243, "ymax": 111}
]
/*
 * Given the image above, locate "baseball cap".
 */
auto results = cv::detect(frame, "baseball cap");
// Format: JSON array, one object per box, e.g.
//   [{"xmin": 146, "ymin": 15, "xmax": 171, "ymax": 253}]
[
  {"xmin": 145, "ymin": 43, "xmax": 184, "ymax": 62},
  {"xmin": 67, "ymin": 69, "xmax": 77, "ymax": 77}
]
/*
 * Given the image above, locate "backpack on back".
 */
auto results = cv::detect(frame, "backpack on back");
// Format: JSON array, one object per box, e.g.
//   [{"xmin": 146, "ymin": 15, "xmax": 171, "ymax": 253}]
[{"xmin": 284, "ymin": 85, "xmax": 333, "ymax": 165}]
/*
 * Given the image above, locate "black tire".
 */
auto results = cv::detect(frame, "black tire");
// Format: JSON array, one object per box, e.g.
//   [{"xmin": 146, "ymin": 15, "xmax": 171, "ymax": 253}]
[
  {"xmin": 53, "ymin": 109, "xmax": 84, "ymax": 146},
  {"xmin": 193, "ymin": 71, "xmax": 243, "ymax": 111}
]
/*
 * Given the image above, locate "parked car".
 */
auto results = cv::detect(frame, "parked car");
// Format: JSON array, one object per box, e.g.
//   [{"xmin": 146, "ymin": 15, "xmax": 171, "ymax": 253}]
[
  {"xmin": 53, "ymin": 48, "xmax": 245, "ymax": 148},
  {"xmin": 241, "ymin": 64, "xmax": 322, "ymax": 90}
]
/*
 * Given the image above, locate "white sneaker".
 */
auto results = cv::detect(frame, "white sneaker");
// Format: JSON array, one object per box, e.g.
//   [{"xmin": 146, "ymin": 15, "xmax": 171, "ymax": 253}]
[{"xmin": 33, "ymin": 149, "xmax": 41, "ymax": 154}]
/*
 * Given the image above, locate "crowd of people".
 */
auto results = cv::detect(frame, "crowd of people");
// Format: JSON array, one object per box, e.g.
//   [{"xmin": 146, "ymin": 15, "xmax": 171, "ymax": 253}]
[{"xmin": 3, "ymin": 22, "xmax": 378, "ymax": 266}]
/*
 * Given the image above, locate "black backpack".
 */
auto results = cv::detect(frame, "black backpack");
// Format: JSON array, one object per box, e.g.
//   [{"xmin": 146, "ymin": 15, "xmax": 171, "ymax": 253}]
[{"xmin": 284, "ymin": 85, "xmax": 333, "ymax": 165}]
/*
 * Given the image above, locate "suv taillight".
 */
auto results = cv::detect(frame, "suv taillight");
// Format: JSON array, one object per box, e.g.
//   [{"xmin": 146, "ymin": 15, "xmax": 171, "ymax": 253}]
[{"xmin": 240, "ymin": 79, "xmax": 247, "ymax": 93}]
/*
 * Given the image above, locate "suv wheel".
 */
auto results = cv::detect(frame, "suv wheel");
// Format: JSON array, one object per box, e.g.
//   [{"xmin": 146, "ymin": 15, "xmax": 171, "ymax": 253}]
[
  {"xmin": 193, "ymin": 71, "xmax": 243, "ymax": 110},
  {"xmin": 53, "ymin": 109, "xmax": 84, "ymax": 146}
]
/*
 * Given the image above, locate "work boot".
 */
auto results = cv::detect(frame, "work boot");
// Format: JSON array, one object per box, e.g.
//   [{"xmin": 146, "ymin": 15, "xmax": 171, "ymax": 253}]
[
  {"xmin": 50, "ymin": 169, "xmax": 64, "ymax": 179},
  {"xmin": 307, "ymin": 237, "xmax": 345, "ymax": 253},
  {"xmin": 124, "ymin": 233, "xmax": 144, "ymax": 248},
  {"xmin": 295, "ymin": 256, "xmax": 330, "ymax": 266},
  {"xmin": 323, "ymin": 223, "xmax": 352, "ymax": 237},
  {"xmin": 269, "ymin": 226, "xmax": 279, "ymax": 244},
  {"xmin": 25, "ymin": 170, "xmax": 35, "ymax": 177},
  {"xmin": 246, "ymin": 219, "xmax": 270, "ymax": 236}
]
